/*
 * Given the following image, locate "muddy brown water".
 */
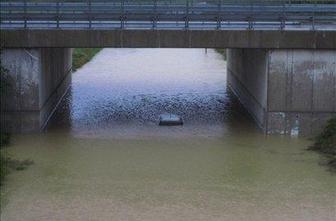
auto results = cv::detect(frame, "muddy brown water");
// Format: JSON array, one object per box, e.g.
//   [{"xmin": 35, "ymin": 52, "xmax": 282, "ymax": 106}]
[{"xmin": 1, "ymin": 49, "xmax": 335, "ymax": 221}]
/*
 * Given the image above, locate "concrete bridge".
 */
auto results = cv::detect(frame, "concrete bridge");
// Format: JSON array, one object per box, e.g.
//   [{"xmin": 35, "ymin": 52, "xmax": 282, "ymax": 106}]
[{"xmin": 1, "ymin": 1, "xmax": 336, "ymax": 136}]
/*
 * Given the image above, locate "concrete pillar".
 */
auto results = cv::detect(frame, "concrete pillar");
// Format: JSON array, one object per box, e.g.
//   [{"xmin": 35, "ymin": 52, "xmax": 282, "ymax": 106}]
[
  {"xmin": 227, "ymin": 49, "xmax": 336, "ymax": 137},
  {"xmin": 1, "ymin": 48, "xmax": 72, "ymax": 132}
]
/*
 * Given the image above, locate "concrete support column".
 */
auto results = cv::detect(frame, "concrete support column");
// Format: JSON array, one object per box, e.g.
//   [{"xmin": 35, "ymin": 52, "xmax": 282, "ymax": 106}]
[
  {"xmin": 227, "ymin": 49, "xmax": 336, "ymax": 137},
  {"xmin": 1, "ymin": 48, "xmax": 72, "ymax": 132}
]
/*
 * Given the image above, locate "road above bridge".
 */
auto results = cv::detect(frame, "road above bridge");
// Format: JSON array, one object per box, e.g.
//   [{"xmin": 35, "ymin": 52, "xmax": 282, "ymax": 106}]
[{"xmin": 1, "ymin": 1, "xmax": 335, "ymax": 48}]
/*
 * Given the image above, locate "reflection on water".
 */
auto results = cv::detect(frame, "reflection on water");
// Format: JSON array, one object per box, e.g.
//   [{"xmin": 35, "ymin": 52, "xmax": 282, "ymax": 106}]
[
  {"xmin": 49, "ymin": 48, "xmax": 256, "ymax": 138},
  {"xmin": 1, "ymin": 49, "xmax": 335, "ymax": 221}
]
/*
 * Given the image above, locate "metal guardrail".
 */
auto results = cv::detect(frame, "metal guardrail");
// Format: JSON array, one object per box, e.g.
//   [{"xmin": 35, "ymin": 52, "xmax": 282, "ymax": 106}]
[{"xmin": 1, "ymin": 1, "xmax": 335, "ymax": 30}]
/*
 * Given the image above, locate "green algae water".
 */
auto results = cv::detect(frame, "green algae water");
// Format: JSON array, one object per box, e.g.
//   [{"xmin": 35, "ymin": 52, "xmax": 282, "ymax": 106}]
[{"xmin": 1, "ymin": 49, "xmax": 335, "ymax": 221}]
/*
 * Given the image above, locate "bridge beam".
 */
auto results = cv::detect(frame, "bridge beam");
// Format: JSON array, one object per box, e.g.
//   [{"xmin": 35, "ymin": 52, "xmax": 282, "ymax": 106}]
[
  {"xmin": 227, "ymin": 49, "xmax": 336, "ymax": 136},
  {"xmin": 1, "ymin": 30, "xmax": 336, "ymax": 49},
  {"xmin": 1, "ymin": 48, "xmax": 72, "ymax": 132}
]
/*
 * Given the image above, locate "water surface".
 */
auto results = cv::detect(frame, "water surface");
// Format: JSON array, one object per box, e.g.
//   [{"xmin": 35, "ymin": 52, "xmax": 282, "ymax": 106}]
[{"xmin": 1, "ymin": 49, "xmax": 335, "ymax": 221}]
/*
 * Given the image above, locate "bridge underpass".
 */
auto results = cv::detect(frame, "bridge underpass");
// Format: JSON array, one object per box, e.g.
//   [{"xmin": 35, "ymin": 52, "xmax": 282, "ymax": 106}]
[{"xmin": 1, "ymin": 1, "xmax": 336, "ymax": 136}]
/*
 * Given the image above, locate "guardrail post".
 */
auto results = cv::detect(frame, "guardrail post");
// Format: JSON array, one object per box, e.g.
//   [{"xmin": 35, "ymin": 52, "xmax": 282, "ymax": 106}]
[
  {"xmin": 9, "ymin": 2, "xmax": 12, "ymax": 26},
  {"xmin": 247, "ymin": 0, "xmax": 253, "ymax": 30},
  {"xmin": 120, "ymin": 0, "xmax": 125, "ymax": 29},
  {"xmin": 152, "ymin": 0, "xmax": 157, "ymax": 29},
  {"xmin": 24, "ymin": 0, "xmax": 27, "ymax": 28},
  {"xmin": 190, "ymin": 0, "xmax": 193, "ymax": 16},
  {"xmin": 312, "ymin": 0, "xmax": 316, "ymax": 30},
  {"xmin": 88, "ymin": 0, "xmax": 92, "ymax": 29},
  {"xmin": 185, "ymin": 0, "xmax": 189, "ymax": 29},
  {"xmin": 280, "ymin": 0, "xmax": 285, "ymax": 30},
  {"xmin": 217, "ymin": 0, "xmax": 221, "ymax": 30},
  {"xmin": 56, "ymin": 0, "xmax": 60, "ymax": 28}
]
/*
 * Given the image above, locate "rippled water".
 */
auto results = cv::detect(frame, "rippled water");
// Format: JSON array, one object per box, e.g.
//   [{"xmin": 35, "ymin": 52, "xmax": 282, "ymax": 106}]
[{"xmin": 1, "ymin": 49, "xmax": 335, "ymax": 221}]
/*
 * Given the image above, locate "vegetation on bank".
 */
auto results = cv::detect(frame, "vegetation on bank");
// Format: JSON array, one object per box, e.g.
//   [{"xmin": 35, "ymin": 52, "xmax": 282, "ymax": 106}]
[
  {"xmin": 215, "ymin": 49, "xmax": 227, "ymax": 60},
  {"xmin": 0, "ymin": 59, "xmax": 10, "ymax": 148},
  {"xmin": 309, "ymin": 118, "xmax": 336, "ymax": 171},
  {"xmin": 1, "ymin": 152, "xmax": 34, "ymax": 185},
  {"xmin": 0, "ymin": 128, "xmax": 34, "ymax": 187},
  {"xmin": 0, "ymin": 61, "xmax": 10, "ymax": 185},
  {"xmin": 0, "ymin": 135, "xmax": 10, "ymax": 185},
  {"xmin": 0, "ymin": 60, "xmax": 34, "ymax": 186},
  {"xmin": 72, "ymin": 48, "xmax": 102, "ymax": 71}
]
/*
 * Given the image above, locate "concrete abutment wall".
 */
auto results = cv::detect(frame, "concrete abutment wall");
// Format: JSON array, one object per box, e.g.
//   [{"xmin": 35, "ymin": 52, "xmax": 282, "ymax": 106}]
[
  {"xmin": 227, "ymin": 49, "xmax": 336, "ymax": 136},
  {"xmin": 1, "ymin": 48, "xmax": 72, "ymax": 132}
]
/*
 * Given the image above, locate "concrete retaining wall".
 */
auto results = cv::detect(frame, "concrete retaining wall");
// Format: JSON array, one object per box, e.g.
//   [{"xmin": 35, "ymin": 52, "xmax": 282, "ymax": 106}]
[
  {"xmin": 1, "ymin": 48, "xmax": 72, "ymax": 132},
  {"xmin": 227, "ymin": 49, "xmax": 268, "ymax": 129},
  {"xmin": 227, "ymin": 49, "xmax": 336, "ymax": 136},
  {"xmin": 267, "ymin": 50, "xmax": 336, "ymax": 136}
]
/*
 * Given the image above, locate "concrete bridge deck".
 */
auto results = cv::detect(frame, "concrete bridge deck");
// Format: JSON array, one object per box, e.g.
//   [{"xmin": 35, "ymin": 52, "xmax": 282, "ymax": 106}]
[{"xmin": 2, "ymin": 29, "xmax": 336, "ymax": 49}]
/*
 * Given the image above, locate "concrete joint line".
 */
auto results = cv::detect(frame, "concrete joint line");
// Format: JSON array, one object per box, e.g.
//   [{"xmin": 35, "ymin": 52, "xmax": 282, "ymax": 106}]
[
  {"xmin": 40, "ymin": 67, "xmax": 71, "ymax": 110},
  {"xmin": 24, "ymin": 49, "xmax": 38, "ymax": 61},
  {"xmin": 268, "ymin": 110, "xmax": 336, "ymax": 114},
  {"xmin": 227, "ymin": 68, "xmax": 265, "ymax": 110}
]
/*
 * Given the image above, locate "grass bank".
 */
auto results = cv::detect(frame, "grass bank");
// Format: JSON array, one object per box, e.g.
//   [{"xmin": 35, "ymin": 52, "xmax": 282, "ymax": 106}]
[
  {"xmin": 309, "ymin": 118, "xmax": 336, "ymax": 171},
  {"xmin": 215, "ymin": 49, "xmax": 227, "ymax": 60},
  {"xmin": 72, "ymin": 48, "xmax": 102, "ymax": 71}
]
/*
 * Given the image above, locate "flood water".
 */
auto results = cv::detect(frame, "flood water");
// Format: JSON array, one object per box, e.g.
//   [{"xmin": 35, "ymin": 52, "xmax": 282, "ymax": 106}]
[{"xmin": 1, "ymin": 49, "xmax": 335, "ymax": 221}]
